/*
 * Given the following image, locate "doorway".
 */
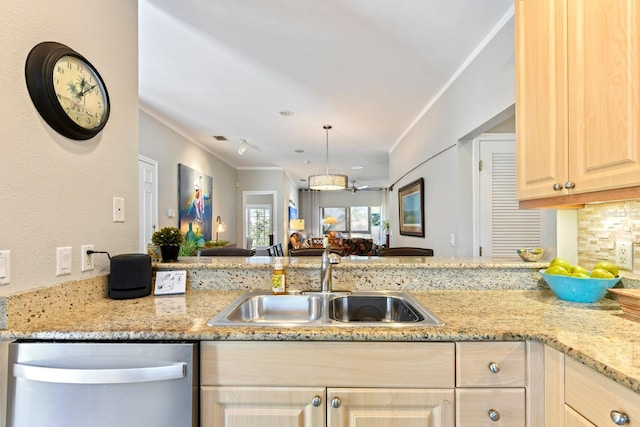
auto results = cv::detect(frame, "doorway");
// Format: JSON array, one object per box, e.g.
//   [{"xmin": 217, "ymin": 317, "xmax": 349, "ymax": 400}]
[
  {"xmin": 138, "ymin": 155, "xmax": 158, "ymax": 252},
  {"xmin": 242, "ymin": 191, "xmax": 277, "ymax": 252}
]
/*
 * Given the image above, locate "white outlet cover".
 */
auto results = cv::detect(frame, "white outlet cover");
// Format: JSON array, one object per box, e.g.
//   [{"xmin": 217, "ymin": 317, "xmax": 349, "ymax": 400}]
[
  {"xmin": 616, "ymin": 240, "xmax": 633, "ymax": 271},
  {"xmin": 81, "ymin": 245, "xmax": 94, "ymax": 272},
  {"xmin": 0, "ymin": 250, "xmax": 10, "ymax": 285},
  {"xmin": 113, "ymin": 197, "xmax": 125, "ymax": 222}
]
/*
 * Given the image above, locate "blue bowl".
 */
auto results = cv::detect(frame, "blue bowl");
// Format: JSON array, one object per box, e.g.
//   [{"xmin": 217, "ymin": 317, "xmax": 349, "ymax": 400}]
[{"xmin": 539, "ymin": 269, "xmax": 621, "ymax": 303}]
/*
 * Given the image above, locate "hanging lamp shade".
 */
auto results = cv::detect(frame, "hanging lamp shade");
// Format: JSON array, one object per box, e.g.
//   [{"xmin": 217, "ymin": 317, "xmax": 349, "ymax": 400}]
[{"xmin": 308, "ymin": 125, "xmax": 348, "ymax": 190}]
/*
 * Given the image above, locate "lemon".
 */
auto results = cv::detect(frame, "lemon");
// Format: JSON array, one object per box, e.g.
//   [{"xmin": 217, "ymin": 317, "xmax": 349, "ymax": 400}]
[
  {"xmin": 590, "ymin": 268, "xmax": 615, "ymax": 279},
  {"xmin": 570, "ymin": 265, "xmax": 589, "ymax": 275},
  {"xmin": 593, "ymin": 261, "xmax": 619, "ymax": 277},
  {"xmin": 550, "ymin": 257, "xmax": 571, "ymax": 271},
  {"xmin": 571, "ymin": 272, "xmax": 590, "ymax": 278},
  {"xmin": 545, "ymin": 265, "xmax": 569, "ymax": 276}
]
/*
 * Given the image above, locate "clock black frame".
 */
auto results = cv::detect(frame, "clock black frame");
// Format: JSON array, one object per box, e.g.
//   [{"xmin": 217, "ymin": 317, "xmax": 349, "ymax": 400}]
[{"xmin": 25, "ymin": 41, "xmax": 110, "ymax": 140}]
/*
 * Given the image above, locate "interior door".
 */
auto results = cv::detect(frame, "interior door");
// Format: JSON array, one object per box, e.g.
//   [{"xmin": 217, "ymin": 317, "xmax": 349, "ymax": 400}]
[
  {"xmin": 478, "ymin": 135, "xmax": 541, "ymax": 258},
  {"xmin": 138, "ymin": 155, "xmax": 158, "ymax": 252}
]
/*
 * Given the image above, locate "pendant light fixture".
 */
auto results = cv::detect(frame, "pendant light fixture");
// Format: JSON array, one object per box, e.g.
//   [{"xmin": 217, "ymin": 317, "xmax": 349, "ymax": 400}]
[{"xmin": 308, "ymin": 125, "xmax": 348, "ymax": 190}]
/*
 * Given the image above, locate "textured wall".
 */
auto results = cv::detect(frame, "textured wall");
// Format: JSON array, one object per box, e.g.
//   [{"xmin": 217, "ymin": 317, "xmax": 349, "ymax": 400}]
[
  {"xmin": 0, "ymin": 2, "xmax": 139, "ymax": 295},
  {"xmin": 578, "ymin": 201, "xmax": 640, "ymax": 271}
]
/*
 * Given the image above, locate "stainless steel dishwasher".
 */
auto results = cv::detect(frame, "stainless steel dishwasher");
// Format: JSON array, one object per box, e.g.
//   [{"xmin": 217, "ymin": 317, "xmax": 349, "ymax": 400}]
[{"xmin": 6, "ymin": 341, "xmax": 197, "ymax": 427}]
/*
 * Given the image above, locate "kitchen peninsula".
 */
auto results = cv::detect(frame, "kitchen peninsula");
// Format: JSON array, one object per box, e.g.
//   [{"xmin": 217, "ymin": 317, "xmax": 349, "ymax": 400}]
[{"xmin": 1, "ymin": 256, "xmax": 640, "ymax": 424}]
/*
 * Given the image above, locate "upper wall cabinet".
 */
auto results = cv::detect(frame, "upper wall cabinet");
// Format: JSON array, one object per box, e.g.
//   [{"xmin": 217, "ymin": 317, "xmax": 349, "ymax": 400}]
[{"xmin": 516, "ymin": 0, "xmax": 640, "ymax": 207}]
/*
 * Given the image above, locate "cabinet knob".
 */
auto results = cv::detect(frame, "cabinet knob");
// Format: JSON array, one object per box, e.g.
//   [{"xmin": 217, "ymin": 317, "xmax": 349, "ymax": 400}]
[
  {"xmin": 311, "ymin": 395, "xmax": 322, "ymax": 407},
  {"xmin": 331, "ymin": 397, "xmax": 341, "ymax": 408},
  {"xmin": 564, "ymin": 181, "xmax": 576, "ymax": 189},
  {"xmin": 488, "ymin": 409, "xmax": 501, "ymax": 421},
  {"xmin": 610, "ymin": 410, "xmax": 630, "ymax": 425},
  {"xmin": 553, "ymin": 183, "xmax": 563, "ymax": 191},
  {"xmin": 488, "ymin": 362, "xmax": 500, "ymax": 373}
]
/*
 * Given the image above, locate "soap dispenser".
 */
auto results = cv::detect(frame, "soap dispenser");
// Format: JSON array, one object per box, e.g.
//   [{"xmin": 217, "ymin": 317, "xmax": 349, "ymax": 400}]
[{"xmin": 271, "ymin": 259, "xmax": 286, "ymax": 295}]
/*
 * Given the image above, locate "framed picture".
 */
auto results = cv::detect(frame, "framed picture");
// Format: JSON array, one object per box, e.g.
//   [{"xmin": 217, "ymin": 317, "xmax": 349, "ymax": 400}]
[
  {"xmin": 288, "ymin": 206, "xmax": 298, "ymax": 221},
  {"xmin": 398, "ymin": 178, "xmax": 424, "ymax": 237},
  {"xmin": 178, "ymin": 164, "xmax": 213, "ymax": 241}
]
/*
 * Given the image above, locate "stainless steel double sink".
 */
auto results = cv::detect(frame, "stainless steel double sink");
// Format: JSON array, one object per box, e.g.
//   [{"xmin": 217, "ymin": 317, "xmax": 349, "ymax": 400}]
[{"xmin": 207, "ymin": 290, "xmax": 444, "ymax": 327}]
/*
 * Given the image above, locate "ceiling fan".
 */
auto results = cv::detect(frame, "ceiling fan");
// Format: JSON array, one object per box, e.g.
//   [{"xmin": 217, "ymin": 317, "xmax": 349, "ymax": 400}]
[{"xmin": 346, "ymin": 180, "xmax": 386, "ymax": 193}]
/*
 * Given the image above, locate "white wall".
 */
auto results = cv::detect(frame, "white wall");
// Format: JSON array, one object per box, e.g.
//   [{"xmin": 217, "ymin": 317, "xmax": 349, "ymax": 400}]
[
  {"xmin": 388, "ymin": 15, "xmax": 515, "ymax": 257},
  {"xmin": 0, "ymin": 1, "xmax": 139, "ymax": 295},
  {"xmin": 139, "ymin": 110, "xmax": 238, "ymax": 243}
]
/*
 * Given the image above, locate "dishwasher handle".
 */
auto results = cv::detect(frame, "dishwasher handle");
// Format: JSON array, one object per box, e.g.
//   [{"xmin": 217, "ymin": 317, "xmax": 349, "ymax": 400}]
[{"xmin": 13, "ymin": 361, "xmax": 187, "ymax": 385}]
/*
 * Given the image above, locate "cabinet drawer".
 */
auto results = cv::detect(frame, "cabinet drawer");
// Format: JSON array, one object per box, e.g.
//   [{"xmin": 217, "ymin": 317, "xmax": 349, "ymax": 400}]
[
  {"xmin": 456, "ymin": 388, "xmax": 525, "ymax": 426},
  {"xmin": 201, "ymin": 341, "xmax": 454, "ymax": 387},
  {"xmin": 456, "ymin": 342, "xmax": 526, "ymax": 387},
  {"xmin": 565, "ymin": 357, "xmax": 640, "ymax": 426}
]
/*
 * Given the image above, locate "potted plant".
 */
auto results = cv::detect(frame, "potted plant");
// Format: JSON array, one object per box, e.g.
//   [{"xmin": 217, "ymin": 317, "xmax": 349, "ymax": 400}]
[
  {"xmin": 152, "ymin": 227, "xmax": 184, "ymax": 262},
  {"xmin": 382, "ymin": 220, "xmax": 390, "ymax": 247}
]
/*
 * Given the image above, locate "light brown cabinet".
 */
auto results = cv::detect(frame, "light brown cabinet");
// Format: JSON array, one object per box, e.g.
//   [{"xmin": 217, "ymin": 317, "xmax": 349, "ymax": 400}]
[
  {"xmin": 455, "ymin": 342, "xmax": 529, "ymax": 426},
  {"xmin": 200, "ymin": 341, "xmax": 542, "ymax": 427},
  {"xmin": 516, "ymin": 0, "xmax": 640, "ymax": 207},
  {"xmin": 200, "ymin": 342, "xmax": 455, "ymax": 427},
  {"xmin": 545, "ymin": 345, "xmax": 640, "ymax": 426}
]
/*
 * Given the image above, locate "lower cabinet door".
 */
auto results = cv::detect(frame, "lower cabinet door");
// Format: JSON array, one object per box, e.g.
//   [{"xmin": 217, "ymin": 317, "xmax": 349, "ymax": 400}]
[
  {"xmin": 201, "ymin": 386, "xmax": 326, "ymax": 427},
  {"xmin": 564, "ymin": 405, "xmax": 595, "ymax": 427},
  {"xmin": 456, "ymin": 388, "xmax": 525, "ymax": 427},
  {"xmin": 327, "ymin": 388, "xmax": 455, "ymax": 427}
]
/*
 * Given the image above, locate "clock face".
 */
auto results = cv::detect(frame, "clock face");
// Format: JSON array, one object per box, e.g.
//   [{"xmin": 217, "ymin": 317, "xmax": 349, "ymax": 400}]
[{"xmin": 52, "ymin": 55, "xmax": 108, "ymax": 130}]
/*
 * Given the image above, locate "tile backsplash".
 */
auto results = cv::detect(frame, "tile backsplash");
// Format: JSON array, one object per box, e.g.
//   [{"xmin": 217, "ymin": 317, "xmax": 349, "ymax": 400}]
[{"xmin": 578, "ymin": 200, "xmax": 640, "ymax": 271}]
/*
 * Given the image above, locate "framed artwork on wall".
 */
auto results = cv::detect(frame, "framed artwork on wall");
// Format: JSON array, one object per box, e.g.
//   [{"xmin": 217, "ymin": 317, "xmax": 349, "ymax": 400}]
[
  {"xmin": 178, "ymin": 164, "xmax": 213, "ymax": 241},
  {"xmin": 398, "ymin": 178, "xmax": 424, "ymax": 237},
  {"xmin": 288, "ymin": 206, "xmax": 298, "ymax": 221}
]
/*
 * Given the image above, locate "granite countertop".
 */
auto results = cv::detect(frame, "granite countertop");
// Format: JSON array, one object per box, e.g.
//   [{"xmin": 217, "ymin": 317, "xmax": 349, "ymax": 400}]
[{"xmin": 2, "ymin": 283, "xmax": 640, "ymax": 395}]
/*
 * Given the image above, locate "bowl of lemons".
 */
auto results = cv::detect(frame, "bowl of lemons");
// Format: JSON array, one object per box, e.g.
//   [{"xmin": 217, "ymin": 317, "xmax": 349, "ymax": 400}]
[
  {"xmin": 517, "ymin": 248, "xmax": 544, "ymax": 262},
  {"xmin": 540, "ymin": 258, "xmax": 621, "ymax": 303}
]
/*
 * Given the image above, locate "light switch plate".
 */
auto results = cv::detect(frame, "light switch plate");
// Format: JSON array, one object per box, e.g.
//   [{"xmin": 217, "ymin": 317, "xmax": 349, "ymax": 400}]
[
  {"xmin": 56, "ymin": 246, "xmax": 72, "ymax": 276},
  {"xmin": 0, "ymin": 250, "xmax": 10, "ymax": 285}
]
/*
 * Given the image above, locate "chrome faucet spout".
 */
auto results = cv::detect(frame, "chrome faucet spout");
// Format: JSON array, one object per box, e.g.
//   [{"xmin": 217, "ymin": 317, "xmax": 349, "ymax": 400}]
[{"xmin": 320, "ymin": 246, "xmax": 339, "ymax": 292}]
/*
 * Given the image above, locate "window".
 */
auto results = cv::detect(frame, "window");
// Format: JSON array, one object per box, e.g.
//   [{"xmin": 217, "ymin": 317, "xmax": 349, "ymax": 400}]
[
  {"xmin": 321, "ymin": 206, "xmax": 371, "ymax": 234},
  {"xmin": 247, "ymin": 205, "xmax": 271, "ymax": 247}
]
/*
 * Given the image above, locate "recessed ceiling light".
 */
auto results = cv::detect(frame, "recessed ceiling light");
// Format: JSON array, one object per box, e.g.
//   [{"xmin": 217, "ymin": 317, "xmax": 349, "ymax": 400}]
[
  {"xmin": 352, "ymin": 165, "xmax": 364, "ymax": 170},
  {"xmin": 279, "ymin": 110, "xmax": 294, "ymax": 117}
]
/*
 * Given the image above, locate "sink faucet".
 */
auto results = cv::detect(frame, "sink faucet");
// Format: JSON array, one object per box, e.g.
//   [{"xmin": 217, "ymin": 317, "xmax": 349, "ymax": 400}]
[{"xmin": 320, "ymin": 246, "xmax": 340, "ymax": 292}]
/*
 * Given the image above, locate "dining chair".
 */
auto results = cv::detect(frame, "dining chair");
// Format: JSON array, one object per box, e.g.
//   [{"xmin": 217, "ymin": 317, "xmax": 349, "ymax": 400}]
[{"xmin": 377, "ymin": 247, "xmax": 434, "ymax": 256}]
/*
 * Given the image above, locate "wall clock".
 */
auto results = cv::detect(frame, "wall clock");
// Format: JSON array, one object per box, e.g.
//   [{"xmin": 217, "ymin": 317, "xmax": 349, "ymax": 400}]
[{"xmin": 25, "ymin": 41, "xmax": 110, "ymax": 140}]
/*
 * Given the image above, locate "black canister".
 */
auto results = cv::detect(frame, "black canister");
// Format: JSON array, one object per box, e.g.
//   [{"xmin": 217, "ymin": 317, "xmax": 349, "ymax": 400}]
[{"xmin": 108, "ymin": 254, "xmax": 152, "ymax": 299}]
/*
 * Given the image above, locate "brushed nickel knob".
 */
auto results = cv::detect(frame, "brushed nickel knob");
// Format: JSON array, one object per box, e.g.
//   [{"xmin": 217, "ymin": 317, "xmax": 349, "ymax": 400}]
[
  {"xmin": 610, "ymin": 410, "xmax": 630, "ymax": 425},
  {"xmin": 564, "ymin": 181, "xmax": 576, "ymax": 189},
  {"xmin": 331, "ymin": 397, "xmax": 341, "ymax": 408},
  {"xmin": 311, "ymin": 395, "xmax": 322, "ymax": 407},
  {"xmin": 553, "ymin": 183, "xmax": 563, "ymax": 191},
  {"xmin": 488, "ymin": 362, "xmax": 500, "ymax": 373},
  {"xmin": 488, "ymin": 409, "xmax": 501, "ymax": 421}
]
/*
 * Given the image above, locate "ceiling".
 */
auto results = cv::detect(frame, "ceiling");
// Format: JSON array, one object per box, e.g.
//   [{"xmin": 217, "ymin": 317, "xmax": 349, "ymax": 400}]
[{"xmin": 139, "ymin": 0, "xmax": 513, "ymax": 190}]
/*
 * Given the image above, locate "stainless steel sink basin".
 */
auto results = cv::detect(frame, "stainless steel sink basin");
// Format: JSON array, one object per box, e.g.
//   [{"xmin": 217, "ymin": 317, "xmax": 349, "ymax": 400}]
[
  {"xmin": 212, "ymin": 294, "xmax": 323, "ymax": 324},
  {"xmin": 207, "ymin": 290, "xmax": 443, "ymax": 327},
  {"xmin": 329, "ymin": 294, "xmax": 424, "ymax": 323}
]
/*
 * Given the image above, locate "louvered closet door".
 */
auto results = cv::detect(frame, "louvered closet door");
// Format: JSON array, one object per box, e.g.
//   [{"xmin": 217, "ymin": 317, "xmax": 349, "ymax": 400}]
[{"xmin": 478, "ymin": 136, "xmax": 541, "ymax": 258}]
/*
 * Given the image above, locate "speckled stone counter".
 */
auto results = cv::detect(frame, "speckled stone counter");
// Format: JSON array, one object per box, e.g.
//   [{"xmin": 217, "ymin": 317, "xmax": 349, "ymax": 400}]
[
  {"xmin": 2, "ymin": 257, "xmax": 640, "ymax": 397},
  {"xmin": 157, "ymin": 256, "xmax": 550, "ymax": 291}
]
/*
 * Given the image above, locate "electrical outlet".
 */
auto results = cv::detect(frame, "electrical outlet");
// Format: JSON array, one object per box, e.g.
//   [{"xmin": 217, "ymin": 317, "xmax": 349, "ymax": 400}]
[
  {"xmin": 81, "ymin": 245, "xmax": 94, "ymax": 272},
  {"xmin": 615, "ymin": 240, "xmax": 634, "ymax": 271}
]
